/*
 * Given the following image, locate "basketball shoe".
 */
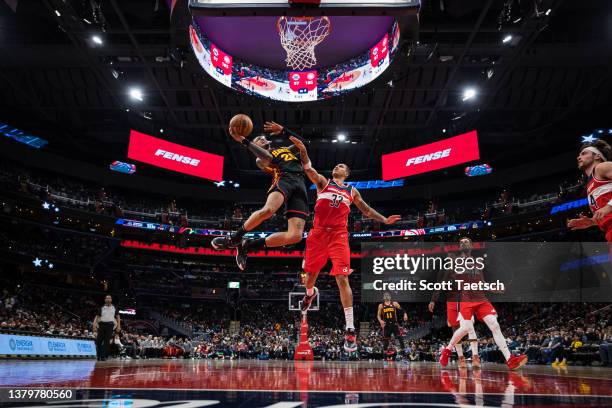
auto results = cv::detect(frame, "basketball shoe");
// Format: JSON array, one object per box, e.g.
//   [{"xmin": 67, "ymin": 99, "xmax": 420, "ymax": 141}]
[
  {"xmin": 439, "ymin": 347, "xmax": 452, "ymax": 367},
  {"xmin": 211, "ymin": 235, "xmax": 241, "ymax": 250},
  {"xmin": 301, "ymin": 287, "xmax": 318, "ymax": 312},
  {"xmin": 344, "ymin": 328, "xmax": 357, "ymax": 353},
  {"xmin": 506, "ymin": 354, "xmax": 528, "ymax": 370},
  {"xmin": 235, "ymin": 239, "xmax": 248, "ymax": 271}
]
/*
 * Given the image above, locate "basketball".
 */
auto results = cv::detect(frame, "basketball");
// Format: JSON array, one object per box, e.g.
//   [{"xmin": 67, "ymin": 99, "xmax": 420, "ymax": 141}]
[{"xmin": 229, "ymin": 114, "xmax": 253, "ymax": 138}]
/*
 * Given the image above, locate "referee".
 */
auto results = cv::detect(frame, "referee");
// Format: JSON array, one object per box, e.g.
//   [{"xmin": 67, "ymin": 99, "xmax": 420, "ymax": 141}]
[{"xmin": 93, "ymin": 295, "xmax": 120, "ymax": 361}]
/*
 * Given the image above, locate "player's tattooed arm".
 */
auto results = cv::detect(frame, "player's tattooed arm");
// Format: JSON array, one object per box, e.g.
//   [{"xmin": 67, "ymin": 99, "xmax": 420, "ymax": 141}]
[
  {"xmin": 246, "ymin": 143, "xmax": 273, "ymax": 164},
  {"xmin": 288, "ymin": 135, "xmax": 327, "ymax": 190},
  {"xmin": 353, "ymin": 188, "xmax": 401, "ymax": 225},
  {"xmin": 230, "ymin": 125, "xmax": 273, "ymax": 165}
]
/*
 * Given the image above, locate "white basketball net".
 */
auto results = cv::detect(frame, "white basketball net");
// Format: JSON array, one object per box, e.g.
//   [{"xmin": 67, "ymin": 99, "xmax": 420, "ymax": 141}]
[{"xmin": 277, "ymin": 16, "xmax": 331, "ymax": 71}]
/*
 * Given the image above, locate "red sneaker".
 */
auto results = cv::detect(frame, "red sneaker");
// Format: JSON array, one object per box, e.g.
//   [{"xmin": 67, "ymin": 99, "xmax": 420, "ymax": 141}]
[
  {"xmin": 439, "ymin": 347, "xmax": 452, "ymax": 367},
  {"xmin": 506, "ymin": 354, "xmax": 528, "ymax": 370}
]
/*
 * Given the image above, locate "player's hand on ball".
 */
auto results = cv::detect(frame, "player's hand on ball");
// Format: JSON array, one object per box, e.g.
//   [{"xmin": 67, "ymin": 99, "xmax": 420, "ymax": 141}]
[
  {"xmin": 264, "ymin": 121, "xmax": 283, "ymax": 136},
  {"xmin": 428, "ymin": 302, "xmax": 435, "ymax": 313},
  {"xmin": 567, "ymin": 215, "xmax": 594, "ymax": 230},
  {"xmin": 592, "ymin": 205, "xmax": 612, "ymax": 222},
  {"xmin": 384, "ymin": 215, "xmax": 401, "ymax": 225},
  {"xmin": 228, "ymin": 126, "xmax": 245, "ymax": 143}
]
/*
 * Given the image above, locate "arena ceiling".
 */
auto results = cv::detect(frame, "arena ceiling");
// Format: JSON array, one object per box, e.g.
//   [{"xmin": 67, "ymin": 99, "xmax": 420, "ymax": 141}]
[{"xmin": 1, "ymin": 0, "xmax": 611, "ymax": 183}]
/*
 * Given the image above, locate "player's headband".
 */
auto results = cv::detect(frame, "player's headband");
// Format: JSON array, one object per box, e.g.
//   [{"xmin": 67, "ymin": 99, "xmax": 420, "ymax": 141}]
[{"xmin": 582, "ymin": 146, "xmax": 605, "ymax": 160}]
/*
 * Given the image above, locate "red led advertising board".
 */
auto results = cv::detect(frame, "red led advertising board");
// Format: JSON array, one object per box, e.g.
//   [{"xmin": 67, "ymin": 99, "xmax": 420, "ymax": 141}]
[
  {"xmin": 127, "ymin": 130, "xmax": 224, "ymax": 181},
  {"xmin": 382, "ymin": 130, "xmax": 480, "ymax": 180}
]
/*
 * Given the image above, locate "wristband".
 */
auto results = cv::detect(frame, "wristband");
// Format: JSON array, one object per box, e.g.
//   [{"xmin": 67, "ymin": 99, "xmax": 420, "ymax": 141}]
[
  {"xmin": 303, "ymin": 160, "xmax": 312, "ymax": 170},
  {"xmin": 241, "ymin": 138, "xmax": 251, "ymax": 147}
]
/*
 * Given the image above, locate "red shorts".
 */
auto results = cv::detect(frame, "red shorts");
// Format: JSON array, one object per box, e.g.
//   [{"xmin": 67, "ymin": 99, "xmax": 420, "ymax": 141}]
[
  {"xmin": 458, "ymin": 301, "xmax": 497, "ymax": 322},
  {"xmin": 303, "ymin": 228, "xmax": 351, "ymax": 276},
  {"xmin": 446, "ymin": 302, "xmax": 460, "ymax": 327}
]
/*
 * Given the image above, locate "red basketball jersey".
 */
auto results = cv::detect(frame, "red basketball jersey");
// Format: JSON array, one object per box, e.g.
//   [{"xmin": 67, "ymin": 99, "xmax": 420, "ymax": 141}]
[
  {"xmin": 313, "ymin": 180, "xmax": 354, "ymax": 229},
  {"xmin": 587, "ymin": 166, "xmax": 612, "ymax": 230}
]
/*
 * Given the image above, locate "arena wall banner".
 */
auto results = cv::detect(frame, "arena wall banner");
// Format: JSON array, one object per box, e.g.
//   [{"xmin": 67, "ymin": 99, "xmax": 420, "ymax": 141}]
[
  {"xmin": 382, "ymin": 130, "xmax": 480, "ymax": 180},
  {"xmin": 360, "ymin": 242, "xmax": 612, "ymax": 303},
  {"xmin": 116, "ymin": 218, "xmax": 487, "ymax": 240},
  {"xmin": 127, "ymin": 130, "xmax": 224, "ymax": 181},
  {"xmin": 0, "ymin": 333, "xmax": 97, "ymax": 358},
  {"xmin": 0, "ymin": 360, "xmax": 95, "ymax": 386}
]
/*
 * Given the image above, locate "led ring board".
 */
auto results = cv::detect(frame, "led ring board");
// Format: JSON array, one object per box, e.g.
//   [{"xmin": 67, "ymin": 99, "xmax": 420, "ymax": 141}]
[{"xmin": 186, "ymin": 1, "xmax": 418, "ymax": 102}]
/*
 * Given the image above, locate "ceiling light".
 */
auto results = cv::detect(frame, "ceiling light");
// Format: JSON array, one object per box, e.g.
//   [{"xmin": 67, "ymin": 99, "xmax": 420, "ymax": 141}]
[
  {"xmin": 332, "ymin": 140, "xmax": 338, "ymax": 143},
  {"xmin": 92, "ymin": 35, "xmax": 103, "ymax": 45},
  {"xmin": 337, "ymin": 133, "xmax": 346, "ymax": 141},
  {"xmin": 462, "ymin": 88, "xmax": 477, "ymax": 102},
  {"xmin": 84, "ymin": 18, "xmax": 92, "ymax": 24},
  {"xmin": 54, "ymin": 10, "xmax": 61, "ymax": 17},
  {"xmin": 502, "ymin": 35, "xmax": 513, "ymax": 44},
  {"xmin": 442, "ymin": 128, "xmax": 447, "ymax": 133},
  {"xmin": 545, "ymin": 8, "xmax": 551, "ymax": 16},
  {"xmin": 129, "ymin": 88, "xmax": 143, "ymax": 101},
  {"xmin": 160, "ymin": 129, "xmax": 164, "ymax": 133}
]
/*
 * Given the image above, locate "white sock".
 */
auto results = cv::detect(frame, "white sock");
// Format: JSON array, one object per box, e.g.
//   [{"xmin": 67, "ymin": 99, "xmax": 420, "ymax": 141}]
[
  {"xmin": 484, "ymin": 315, "xmax": 510, "ymax": 361},
  {"xmin": 469, "ymin": 326, "xmax": 478, "ymax": 357},
  {"xmin": 344, "ymin": 307, "xmax": 354, "ymax": 330},
  {"xmin": 306, "ymin": 287, "xmax": 314, "ymax": 296}
]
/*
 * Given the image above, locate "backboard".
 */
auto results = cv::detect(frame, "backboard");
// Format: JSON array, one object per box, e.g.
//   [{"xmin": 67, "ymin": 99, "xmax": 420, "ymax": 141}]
[{"xmin": 189, "ymin": 0, "xmax": 420, "ymax": 16}]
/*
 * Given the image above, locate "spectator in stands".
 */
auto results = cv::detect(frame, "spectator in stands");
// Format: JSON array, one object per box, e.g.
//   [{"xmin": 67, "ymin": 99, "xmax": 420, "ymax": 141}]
[{"xmin": 600, "ymin": 327, "xmax": 612, "ymax": 367}]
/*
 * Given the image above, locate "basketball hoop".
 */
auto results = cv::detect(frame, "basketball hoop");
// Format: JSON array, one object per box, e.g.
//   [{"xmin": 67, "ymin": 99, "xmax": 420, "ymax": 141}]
[{"xmin": 277, "ymin": 16, "xmax": 331, "ymax": 71}]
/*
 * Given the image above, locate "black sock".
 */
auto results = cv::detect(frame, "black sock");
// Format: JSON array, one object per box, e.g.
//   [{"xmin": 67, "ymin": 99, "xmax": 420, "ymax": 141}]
[{"xmin": 246, "ymin": 238, "xmax": 267, "ymax": 251}]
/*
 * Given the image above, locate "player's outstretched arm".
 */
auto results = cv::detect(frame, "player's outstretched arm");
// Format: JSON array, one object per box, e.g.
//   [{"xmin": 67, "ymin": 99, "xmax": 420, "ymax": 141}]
[
  {"xmin": 288, "ymin": 136, "xmax": 327, "ymax": 190},
  {"xmin": 567, "ymin": 214, "xmax": 596, "ymax": 230},
  {"xmin": 229, "ymin": 126, "xmax": 273, "ymax": 164},
  {"xmin": 265, "ymin": 121, "xmax": 307, "ymax": 156},
  {"xmin": 353, "ymin": 188, "xmax": 401, "ymax": 224}
]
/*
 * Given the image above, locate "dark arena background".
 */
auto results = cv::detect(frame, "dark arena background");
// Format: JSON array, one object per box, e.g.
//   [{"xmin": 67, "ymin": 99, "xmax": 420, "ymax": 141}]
[{"xmin": 1, "ymin": 0, "xmax": 611, "ymax": 407}]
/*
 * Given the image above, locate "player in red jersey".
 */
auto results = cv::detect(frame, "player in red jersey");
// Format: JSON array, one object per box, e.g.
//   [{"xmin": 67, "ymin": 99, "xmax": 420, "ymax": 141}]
[
  {"xmin": 429, "ymin": 265, "xmax": 480, "ymax": 369},
  {"xmin": 289, "ymin": 136, "xmax": 400, "ymax": 352},
  {"xmin": 567, "ymin": 140, "xmax": 612, "ymax": 242},
  {"xmin": 439, "ymin": 237, "xmax": 528, "ymax": 370}
]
